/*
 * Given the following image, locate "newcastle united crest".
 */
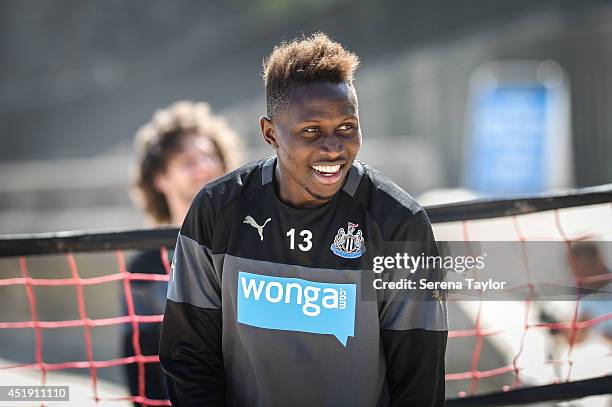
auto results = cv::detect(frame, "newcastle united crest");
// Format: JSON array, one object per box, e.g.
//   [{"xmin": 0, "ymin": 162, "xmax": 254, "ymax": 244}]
[{"xmin": 330, "ymin": 222, "xmax": 366, "ymax": 259}]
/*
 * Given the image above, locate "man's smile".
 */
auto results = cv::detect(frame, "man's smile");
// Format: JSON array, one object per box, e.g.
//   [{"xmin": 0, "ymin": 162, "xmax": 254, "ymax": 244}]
[{"xmin": 310, "ymin": 162, "xmax": 346, "ymax": 185}]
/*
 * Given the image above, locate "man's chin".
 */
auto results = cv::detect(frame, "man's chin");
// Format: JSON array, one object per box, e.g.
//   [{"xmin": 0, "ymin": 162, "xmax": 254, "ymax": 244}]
[{"xmin": 305, "ymin": 184, "xmax": 342, "ymax": 202}]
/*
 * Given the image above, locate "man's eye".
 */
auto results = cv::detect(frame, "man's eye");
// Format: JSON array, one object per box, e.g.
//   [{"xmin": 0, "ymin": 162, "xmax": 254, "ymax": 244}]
[
  {"xmin": 302, "ymin": 127, "xmax": 319, "ymax": 133},
  {"xmin": 337, "ymin": 124, "xmax": 354, "ymax": 131}
]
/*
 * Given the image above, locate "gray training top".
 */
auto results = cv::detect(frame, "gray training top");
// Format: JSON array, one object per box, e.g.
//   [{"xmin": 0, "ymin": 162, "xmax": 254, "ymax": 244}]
[{"xmin": 160, "ymin": 157, "xmax": 448, "ymax": 407}]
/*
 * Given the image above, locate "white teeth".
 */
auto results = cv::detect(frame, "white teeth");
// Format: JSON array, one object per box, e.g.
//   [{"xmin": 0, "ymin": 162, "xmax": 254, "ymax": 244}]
[{"xmin": 312, "ymin": 164, "xmax": 341, "ymax": 174}]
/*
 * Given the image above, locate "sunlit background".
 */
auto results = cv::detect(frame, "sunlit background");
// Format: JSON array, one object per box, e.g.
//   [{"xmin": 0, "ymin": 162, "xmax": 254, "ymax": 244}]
[
  {"xmin": 1, "ymin": 1, "xmax": 611, "ymax": 405},
  {"xmin": 2, "ymin": 0, "xmax": 612, "ymax": 233}
]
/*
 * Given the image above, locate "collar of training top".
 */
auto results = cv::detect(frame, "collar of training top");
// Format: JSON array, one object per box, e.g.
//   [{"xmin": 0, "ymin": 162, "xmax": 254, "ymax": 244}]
[{"xmin": 261, "ymin": 156, "xmax": 364, "ymax": 198}]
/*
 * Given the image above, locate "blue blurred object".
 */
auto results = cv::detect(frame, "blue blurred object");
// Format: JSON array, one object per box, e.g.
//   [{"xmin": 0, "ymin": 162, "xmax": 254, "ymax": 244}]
[{"xmin": 467, "ymin": 85, "xmax": 549, "ymax": 194}]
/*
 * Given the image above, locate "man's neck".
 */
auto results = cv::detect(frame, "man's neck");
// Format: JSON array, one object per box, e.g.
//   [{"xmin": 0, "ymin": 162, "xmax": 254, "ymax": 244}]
[
  {"xmin": 166, "ymin": 197, "xmax": 190, "ymax": 226},
  {"xmin": 274, "ymin": 162, "xmax": 331, "ymax": 209}
]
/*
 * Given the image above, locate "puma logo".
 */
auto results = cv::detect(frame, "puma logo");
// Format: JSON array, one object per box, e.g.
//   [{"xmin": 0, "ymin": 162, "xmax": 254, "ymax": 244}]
[{"xmin": 243, "ymin": 215, "xmax": 271, "ymax": 241}]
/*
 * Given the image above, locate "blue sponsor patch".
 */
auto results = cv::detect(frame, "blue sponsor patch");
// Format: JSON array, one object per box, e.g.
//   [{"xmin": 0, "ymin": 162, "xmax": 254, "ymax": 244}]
[{"xmin": 237, "ymin": 272, "xmax": 356, "ymax": 346}]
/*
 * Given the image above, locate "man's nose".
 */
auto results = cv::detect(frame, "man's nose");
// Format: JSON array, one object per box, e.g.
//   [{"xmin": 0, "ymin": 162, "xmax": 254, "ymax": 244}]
[{"xmin": 320, "ymin": 133, "xmax": 344, "ymax": 156}]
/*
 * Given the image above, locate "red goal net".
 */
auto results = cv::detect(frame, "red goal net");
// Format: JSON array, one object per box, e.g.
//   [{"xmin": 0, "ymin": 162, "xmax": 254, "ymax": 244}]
[{"xmin": 0, "ymin": 185, "xmax": 610, "ymax": 406}]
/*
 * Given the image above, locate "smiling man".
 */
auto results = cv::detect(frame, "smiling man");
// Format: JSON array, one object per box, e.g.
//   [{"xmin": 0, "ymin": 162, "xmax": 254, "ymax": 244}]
[{"xmin": 159, "ymin": 33, "xmax": 448, "ymax": 407}]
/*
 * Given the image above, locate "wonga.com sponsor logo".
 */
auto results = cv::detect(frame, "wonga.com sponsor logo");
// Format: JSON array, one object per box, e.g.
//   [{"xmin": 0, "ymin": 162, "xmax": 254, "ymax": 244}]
[{"xmin": 237, "ymin": 272, "xmax": 356, "ymax": 346}]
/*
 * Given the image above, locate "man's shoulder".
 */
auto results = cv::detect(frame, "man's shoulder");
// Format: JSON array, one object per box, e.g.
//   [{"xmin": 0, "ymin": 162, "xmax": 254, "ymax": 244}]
[
  {"xmin": 181, "ymin": 158, "xmax": 267, "ymax": 246},
  {"xmin": 356, "ymin": 161, "xmax": 424, "ymax": 219},
  {"xmin": 355, "ymin": 162, "xmax": 433, "ymax": 240},
  {"xmin": 195, "ymin": 158, "xmax": 267, "ymax": 212}
]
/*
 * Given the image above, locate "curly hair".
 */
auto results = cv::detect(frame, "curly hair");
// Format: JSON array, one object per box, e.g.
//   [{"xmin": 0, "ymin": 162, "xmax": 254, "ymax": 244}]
[
  {"xmin": 131, "ymin": 101, "xmax": 242, "ymax": 225},
  {"xmin": 263, "ymin": 32, "xmax": 360, "ymax": 119}
]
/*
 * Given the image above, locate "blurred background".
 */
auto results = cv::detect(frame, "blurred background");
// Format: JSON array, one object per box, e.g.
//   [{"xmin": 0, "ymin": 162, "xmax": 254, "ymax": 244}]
[
  {"xmin": 1, "ymin": 1, "xmax": 611, "ymax": 405},
  {"xmin": 2, "ymin": 0, "xmax": 612, "ymax": 234}
]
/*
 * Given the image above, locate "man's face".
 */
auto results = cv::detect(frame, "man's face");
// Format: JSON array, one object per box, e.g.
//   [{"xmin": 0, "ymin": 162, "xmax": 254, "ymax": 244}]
[
  {"xmin": 157, "ymin": 134, "xmax": 225, "ymax": 204},
  {"xmin": 261, "ymin": 81, "xmax": 361, "ymax": 208}
]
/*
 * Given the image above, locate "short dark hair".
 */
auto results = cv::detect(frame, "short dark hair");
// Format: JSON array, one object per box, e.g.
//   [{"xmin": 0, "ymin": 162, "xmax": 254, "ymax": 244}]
[
  {"xmin": 263, "ymin": 32, "xmax": 360, "ymax": 119},
  {"xmin": 131, "ymin": 101, "xmax": 242, "ymax": 224}
]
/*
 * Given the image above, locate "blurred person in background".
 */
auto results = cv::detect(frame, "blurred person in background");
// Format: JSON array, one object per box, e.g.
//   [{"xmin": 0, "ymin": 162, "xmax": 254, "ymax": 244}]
[
  {"xmin": 538, "ymin": 242, "xmax": 611, "ymax": 407},
  {"xmin": 125, "ymin": 100, "xmax": 242, "ymax": 406},
  {"xmin": 567, "ymin": 242, "xmax": 611, "ymax": 340}
]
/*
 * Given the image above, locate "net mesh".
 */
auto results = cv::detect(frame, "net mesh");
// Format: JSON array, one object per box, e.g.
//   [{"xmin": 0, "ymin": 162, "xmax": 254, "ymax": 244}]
[
  {"xmin": 438, "ymin": 203, "xmax": 612, "ymax": 403},
  {"xmin": 0, "ymin": 252, "xmax": 171, "ymax": 406},
  {"xmin": 0, "ymin": 195, "xmax": 610, "ymax": 406}
]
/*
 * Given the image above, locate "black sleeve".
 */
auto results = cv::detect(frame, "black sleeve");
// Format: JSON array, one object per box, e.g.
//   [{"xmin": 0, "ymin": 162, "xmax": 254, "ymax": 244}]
[
  {"xmin": 381, "ymin": 329, "xmax": 447, "ymax": 407},
  {"xmin": 159, "ymin": 191, "xmax": 226, "ymax": 406},
  {"xmin": 159, "ymin": 300, "xmax": 225, "ymax": 406},
  {"xmin": 379, "ymin": 209, "xmax": 448, "ymax": 406}
]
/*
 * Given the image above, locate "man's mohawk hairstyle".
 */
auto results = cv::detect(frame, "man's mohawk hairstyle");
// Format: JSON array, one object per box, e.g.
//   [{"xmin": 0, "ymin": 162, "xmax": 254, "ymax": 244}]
[{"xmin": 263, "ymin": 32, "xmax": 360, "ymax": 119}]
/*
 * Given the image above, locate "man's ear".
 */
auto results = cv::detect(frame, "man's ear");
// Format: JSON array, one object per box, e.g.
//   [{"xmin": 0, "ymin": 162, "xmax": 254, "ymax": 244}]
[{"xmin": 260, "ymin": 116, "xmax": 279, "ymax": 149}]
